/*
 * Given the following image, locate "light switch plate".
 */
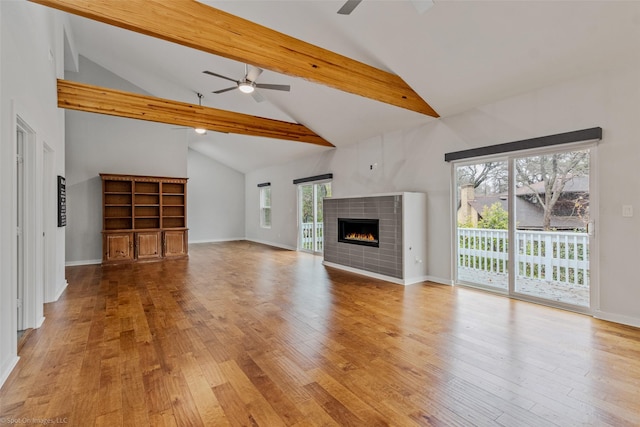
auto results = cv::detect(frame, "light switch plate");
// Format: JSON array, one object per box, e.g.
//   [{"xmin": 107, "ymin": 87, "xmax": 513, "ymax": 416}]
[{"xmin": 622, "ymin": 205, "xmax": 633, "ymax": 217}]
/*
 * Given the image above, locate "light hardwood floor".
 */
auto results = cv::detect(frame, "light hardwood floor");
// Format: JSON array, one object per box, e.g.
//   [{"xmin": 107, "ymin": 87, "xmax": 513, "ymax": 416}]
[{"xmin": 1, "ymin": 241, "xmax": 639, "ymax": 426}]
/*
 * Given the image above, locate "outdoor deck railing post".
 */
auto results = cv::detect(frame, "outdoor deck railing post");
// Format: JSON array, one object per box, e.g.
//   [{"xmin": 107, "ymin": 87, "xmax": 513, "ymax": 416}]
[{"xmin": 301, "ymin": 222, "xmax": 324, "ymax": 251}]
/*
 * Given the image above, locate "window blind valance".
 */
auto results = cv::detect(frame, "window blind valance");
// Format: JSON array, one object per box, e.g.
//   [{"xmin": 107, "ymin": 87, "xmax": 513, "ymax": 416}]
[
  {"xmin": 292, "ymin": 173, "xmax": 333, "ymax": 185},
  {"xmin": 444, "ymin": 127, "xmax": 602, "ymax": 162}
]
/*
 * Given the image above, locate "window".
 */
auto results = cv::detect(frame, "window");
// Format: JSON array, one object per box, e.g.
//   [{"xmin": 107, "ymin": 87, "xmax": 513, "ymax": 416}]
[{"xmin": 260, "ymin": 186, "xmax": 271, "ymax": 228}]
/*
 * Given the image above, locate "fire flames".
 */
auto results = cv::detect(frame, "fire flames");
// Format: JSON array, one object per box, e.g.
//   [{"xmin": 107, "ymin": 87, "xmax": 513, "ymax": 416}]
[{"xmin": 345, "ymin": 232, "xmax": 376, "ymax": 242}]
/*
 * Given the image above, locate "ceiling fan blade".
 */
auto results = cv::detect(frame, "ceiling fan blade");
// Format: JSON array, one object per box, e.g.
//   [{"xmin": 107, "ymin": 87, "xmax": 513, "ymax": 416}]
[
  {"xmin": 203, "ymin": 70, "xmax": 238, "ymax": 83},
  {"xmin": 213, "ymin": 86, "xmax": 237, "ymax": 94},
  {"xmin": 251, "ymin": 91, "xmax": 265, "ymax": 103},
  {"xmin": 255, "ymin": 83, "xmax": 291, "ymax": 92},
  {"xmin": 246, "ymin": 65, "xmax": 263, "ymax": 82},
  {"xmin": 337, "ymin": 0, "xmax": 362, "ymax": 15}
]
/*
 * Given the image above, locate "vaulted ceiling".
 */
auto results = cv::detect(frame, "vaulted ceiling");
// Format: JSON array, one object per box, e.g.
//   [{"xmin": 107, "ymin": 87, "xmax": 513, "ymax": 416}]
[{"xmin": 37, "ymin": 0, "xmax": 640, "ymax": 172}]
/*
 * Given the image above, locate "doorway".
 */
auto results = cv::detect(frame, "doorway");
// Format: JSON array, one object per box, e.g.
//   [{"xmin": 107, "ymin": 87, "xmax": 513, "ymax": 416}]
[
  {"xmin": 16, "ymin": 125, "xmax": 25, "ymax": 334},
  {"xmin": 454, "ymin": 145, "xmax": 595, "ymax": 311},
  {"xmin": 298, "ymin": 181, "xmax": 332, "ymax": 254},
  {"xmin": 15, "ymin": 115, "xmax": 47, "ymax": 348}
]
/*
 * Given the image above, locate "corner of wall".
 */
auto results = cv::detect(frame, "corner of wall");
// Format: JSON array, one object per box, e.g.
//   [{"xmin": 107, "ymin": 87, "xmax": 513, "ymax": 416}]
[
  {"xmin": 593, "ymin": 310, "xmax": 640, "ymax": 329},
  {"xmin": 0, "ymin": 355, "xmax": 20, "ymax": 390},
  {"xmin": 53, "ymin": 279, "xmax": 68, "ymax": 301}
]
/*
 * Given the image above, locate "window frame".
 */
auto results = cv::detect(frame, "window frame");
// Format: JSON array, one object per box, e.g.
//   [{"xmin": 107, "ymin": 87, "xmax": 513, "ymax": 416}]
[{"xmin": 259, "ymin": 186, "xmax": 271, "ymax": 229}]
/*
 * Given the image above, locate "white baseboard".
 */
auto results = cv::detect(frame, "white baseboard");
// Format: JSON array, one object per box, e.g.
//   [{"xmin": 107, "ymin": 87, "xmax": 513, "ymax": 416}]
[
  {"xmin": 0, "ymin": 355, "xmax": 20, "ymax": 389},
  {"xmin": 36, "ymin": 316, "xmax": 46, "ymax": 328},
  {"xmin": 65, "ymin": 259, "xmax": 101, "ymax": 267},
  {"xmin": 189, "ymin": 237, "xmax": 245, "ymax": 244},
  {"xmin": 405, "ymin": 275, "xmax": 430, "ymax": 286},
  {"xmin": 246, "ymin": 238, "xmax": 296, "ymax": 251},
  {"xmin": 593, "ymin": 310, "xmax": 640, "ymax": 328},
  {"xmin": 425, "ymin": 276, "xmax": 454, "ymax": 286},
  {"xmin": 54, "ymin": 280, "xmax": 68, "ymax": 301}
]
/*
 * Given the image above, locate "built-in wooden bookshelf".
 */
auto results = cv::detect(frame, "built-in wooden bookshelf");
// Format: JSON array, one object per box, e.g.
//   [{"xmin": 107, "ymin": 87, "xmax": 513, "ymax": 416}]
[
  {"xmin": 101, "ymin": 173, "xmax": 188, "ymax": 264},
  {"xmin": 134, "ymin": 180, "xmax": 160, "ymax": 230},
  {"xmin": 103, "ymin": 179, "xmax": 133, "ymax": 231},
  {"xmin": 162, "ymin": 182, "xmax": 186, "ymax": 229}
]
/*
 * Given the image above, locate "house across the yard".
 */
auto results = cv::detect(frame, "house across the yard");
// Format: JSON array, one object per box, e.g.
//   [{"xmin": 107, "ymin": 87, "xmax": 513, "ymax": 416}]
[{"xmin": 458, "ymin": 176, "xmax": 589, "ymax": 231}]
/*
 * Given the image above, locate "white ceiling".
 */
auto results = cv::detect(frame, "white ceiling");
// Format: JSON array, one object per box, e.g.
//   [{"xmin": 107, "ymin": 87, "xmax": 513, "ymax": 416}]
[{"xmin": 64, "ymin": 0, "xmax": 640, "ymax": 173}]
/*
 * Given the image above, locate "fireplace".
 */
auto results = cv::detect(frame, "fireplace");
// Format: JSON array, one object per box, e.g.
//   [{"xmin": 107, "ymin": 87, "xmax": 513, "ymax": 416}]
[{"xmin": 338, "ymin": 218, "xmax": 379, "ymax": 247}]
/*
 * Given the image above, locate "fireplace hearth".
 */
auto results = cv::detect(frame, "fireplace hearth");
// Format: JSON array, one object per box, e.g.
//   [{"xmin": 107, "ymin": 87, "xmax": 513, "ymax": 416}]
[{"xmin": 338, "ymin": 218, "xmax": 379, "ymax": 247}]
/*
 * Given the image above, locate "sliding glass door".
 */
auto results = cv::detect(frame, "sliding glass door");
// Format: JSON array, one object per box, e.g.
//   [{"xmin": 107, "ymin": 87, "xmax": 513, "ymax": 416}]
[
  {"xmin": 513, "ymin": 149, "xmax": 591, "ymax": 307},
  {"xmin": 455, "ymin": 160, "xmax": 509, "ymax": 291},
  {"xmin": 454, "ymin": 146, "xmax": 594, "ymax": 310},
  {"xmin": 298, "ymin": 181, "xmax": 332, "ymax": 254}
]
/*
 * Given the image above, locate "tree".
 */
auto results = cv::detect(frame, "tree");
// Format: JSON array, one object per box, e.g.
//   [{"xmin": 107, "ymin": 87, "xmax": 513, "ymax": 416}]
[
  {"xmin": 301, "ymin": 185, "xmax": 314, "ymax": 223},
  {"xmin": 457, "ymin": 162, "xmax": 508, "ymax": 194},
  {"xmin": 478, "ymin": 202, "xmax": 509, "ymax": 229},
  {"xmin": 301, "ymin": 183, "xmax": 332, "ymax": 223},
  {"xmin": 515, "ymin": 150, "xmax": 589, "ymax": 231}
]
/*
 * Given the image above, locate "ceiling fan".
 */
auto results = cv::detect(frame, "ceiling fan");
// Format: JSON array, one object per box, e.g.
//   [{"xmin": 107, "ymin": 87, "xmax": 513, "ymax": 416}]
[
  {"xmin": 203, "ymin": 64, "xmax": 290, "ymax": 103},
  {"xmin": 338, "ymin": 0, "xmax": 434, "ymax": 15}
]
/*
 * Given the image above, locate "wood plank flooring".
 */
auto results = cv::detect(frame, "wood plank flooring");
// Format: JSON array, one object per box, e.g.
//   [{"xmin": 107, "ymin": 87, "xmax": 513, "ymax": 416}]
[{"xmin": 1, "ymin": 241, "xmax": 640, "ymax": 426}]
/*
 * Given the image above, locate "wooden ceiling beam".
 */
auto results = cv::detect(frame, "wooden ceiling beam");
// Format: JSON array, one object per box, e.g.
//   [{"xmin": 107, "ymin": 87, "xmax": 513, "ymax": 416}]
[
  {"xmin": 30, "ymin": 0, "xmax": 439, "ymax": 117},
  {"xmin": 57, "ymin": 79, "xmax": 334, "ymax": 147}
]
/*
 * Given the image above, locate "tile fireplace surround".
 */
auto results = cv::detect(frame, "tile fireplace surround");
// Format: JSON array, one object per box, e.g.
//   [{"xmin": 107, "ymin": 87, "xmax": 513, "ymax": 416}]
[{"xmin": 323, "ymin": 192, "xmax": 428, "ymax": 285}]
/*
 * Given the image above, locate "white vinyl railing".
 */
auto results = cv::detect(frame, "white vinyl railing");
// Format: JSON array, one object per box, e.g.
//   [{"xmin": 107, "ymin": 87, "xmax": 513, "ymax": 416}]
[
  {"xmin": 458, "ymin": 228, "xmax": 589, "ymax": 286},
  {"xmin": 301, "ymin": 222, "xmax": 324, "ymax": 251}
]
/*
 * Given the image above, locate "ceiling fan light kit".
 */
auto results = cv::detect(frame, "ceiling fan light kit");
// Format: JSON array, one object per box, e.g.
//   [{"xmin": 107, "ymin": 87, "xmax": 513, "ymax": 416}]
[
  {"xmin": 204, "ymin": 64, "xmax": 290, "ymax": 101},
  {"xmin": 238, "ymin": 81, "xmax": 255, "ymax": 93}
]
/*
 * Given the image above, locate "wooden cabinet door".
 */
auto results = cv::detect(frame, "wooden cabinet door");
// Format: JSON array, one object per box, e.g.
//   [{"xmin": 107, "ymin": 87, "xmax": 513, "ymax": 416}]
[
  {"xmin": 163, "ymin": 230, "xmax": 187, "ymax": 257},
  {"xmin": 104, "ymin": 233, "xmax": 133, "ymax": 263},
  {"xmin": 136, "ymin": 232, "xmax": 161, "ymax": 260}
]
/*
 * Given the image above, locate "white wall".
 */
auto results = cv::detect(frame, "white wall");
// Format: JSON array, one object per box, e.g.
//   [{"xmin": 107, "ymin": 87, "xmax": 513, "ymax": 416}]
[
  {"xmin": 245, "ymin": 149, "xmax": 339, "ymax": 250},
  {"xmin": 187, "ymin": 148, "xmax": 245, "ymax": 243},
  {"xmin": 246, "ymin": 61, "xmax": 640, "ymax": 326},
  {"xmin": 0, "ymin": 1, "xmax": 67, "ymax": 387},
  {"xmin": 65, "ymin": 57, "xmax": 189, "ymax": 264}
]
